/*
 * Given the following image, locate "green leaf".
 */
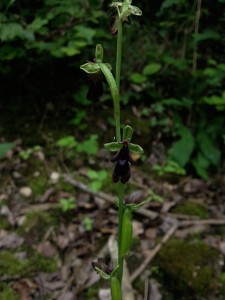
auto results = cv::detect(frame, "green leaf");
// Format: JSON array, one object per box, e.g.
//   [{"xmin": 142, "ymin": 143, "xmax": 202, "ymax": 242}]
[
  {"xmin": 89, "ymin": 180, "xmax": 102, "ymax": 191},
  {"xmin": 161, "ymin": 98, "xmax": 192, "ymax": 108},
  {"xmin": 60, "ymin": 46, "xmax": 80, "ymax": 56},
  {"xmin": 122, "ymin": 125, "xmax": 133, "ymax": 142},
  {"xmin": 192, "ymin": 153, "xmax": 210, "ymax": 180},
  {"xmin": 0, "ymin": 45, "xmax": 24, "ymax": 60},
  {"xmin": 163, "ymin": 160, "xmax": 186, "ymax": 175},
  {"xmin": 170, "ymin": 161, "xmax": 185, "ymax": 174},
  {"xmin": 0, "ymin": 23, "xmax": 34, "ymax": 41},
  {"xmin": 161, "ymin": 0, "xmax": 185, "ymax": 10},
  {"xmin": 169, "ymin": 127, "xmax": 194, "ymax": 167},
  {"xmin": 163, "ymin": 56, "xmax": 187, "ymax": 70},
  {"xmin": 87, "ymin": 169, "xmax": 98, "ymax": 179},
  {"xmin": 28, "ymin": 18, "xmax": 48, "ymax": 31},
  {"xmin": 104, "ymin": 142, "xmax": 122, "ymax": 152},
  {"xmin": 59, "ymin": 198, "xmax": 76, "ymax": 212},
  {"xmin": 143, "ymin": 63, "xmax": 161, "ymax": 75},
  {"xmin": 0, "ymin": 142, "xmax": 15, "ymax": 158},
  {"xmin": 129, "ymin": 143, "xmax": 144, "ymax": 154},
  {"xmin": 203, "ymin": 94, "xmax": 225, "ymax": 111},
  {"xmin": 56, "ymin": 136, "xmax": 77, "ymax": 148},
  {"xmin": 193, "ymin": 30, "xmax": 220, "ymax": 43},
  {"xmin": 130, "ymin": 73, "xmax": 147, "ymax": 84},
  {"xmin": 75, "ymin": 25, "xmax": 96, "ymax": 44},
  {"xmin": 83, "ymin": 216, "xmax": 93, "ymax": 231},
  {"xmin": 77, "ymin": 135, "xmax": 98, "ymax": 155},
  {"xmin": 197, "ymin": 133, "xmax": 221, "ymax": 166}
]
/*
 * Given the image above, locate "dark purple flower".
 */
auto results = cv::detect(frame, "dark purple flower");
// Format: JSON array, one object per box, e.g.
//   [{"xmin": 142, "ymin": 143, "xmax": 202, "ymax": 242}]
[{"xmin": 111, "ymin": 140, "xmax": 136, "ymax": 184}]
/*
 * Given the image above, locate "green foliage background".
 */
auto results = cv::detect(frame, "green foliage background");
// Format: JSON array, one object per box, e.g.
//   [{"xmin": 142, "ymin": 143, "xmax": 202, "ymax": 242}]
[{"xmin": 0, "ymin": 0, "xmax": 225, "ymax": 178}]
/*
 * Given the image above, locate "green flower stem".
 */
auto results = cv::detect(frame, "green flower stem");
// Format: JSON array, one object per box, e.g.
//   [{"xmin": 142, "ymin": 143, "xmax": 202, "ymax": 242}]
[
  {"xmin": 115, "ymin": 18, "xmax": 124, "ymax": 288},
  {"xmin": 99, "ymin": 63, "xmax": 121, "ymax": 142},
  {"xmin": 116, "ymin": 19, "xmax": 123, "ymax": 91},
  {"xmin": 101, "ymin": 15, "xmax": 125, "ymax": 290},
  {"xmin": 117, "ymin": 181, "xmax": 124, "ymax": 285}
]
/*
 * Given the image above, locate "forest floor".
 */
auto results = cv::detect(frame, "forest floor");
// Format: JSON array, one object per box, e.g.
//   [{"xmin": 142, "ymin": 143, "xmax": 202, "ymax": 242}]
[{"xmin": 1, "ymin": 107, "xmax": 225, "ymax": 300}]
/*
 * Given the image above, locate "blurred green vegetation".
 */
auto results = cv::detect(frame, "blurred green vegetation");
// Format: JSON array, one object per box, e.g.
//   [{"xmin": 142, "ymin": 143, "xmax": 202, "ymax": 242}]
[{"xmin": 0, "ymin": 0, "xmax": 225, "ymax": 178}]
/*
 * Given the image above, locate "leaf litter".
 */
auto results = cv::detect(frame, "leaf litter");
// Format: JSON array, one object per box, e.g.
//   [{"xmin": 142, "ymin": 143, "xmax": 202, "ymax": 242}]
[{"xmin": 0, "ymin": 142, "xmax": 225, "ymax": 300}]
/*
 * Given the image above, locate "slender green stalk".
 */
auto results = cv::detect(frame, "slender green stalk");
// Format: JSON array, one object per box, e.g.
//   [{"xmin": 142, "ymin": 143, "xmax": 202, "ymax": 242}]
[
  {"xmin": 116, "ymin": 20, "xmax": 123, "ymax": 91},
  {"xmin": 117, "ymin": 181, "xmax": 124, "ymax": 284},
  {"xmin": 115, "ymin": 18, "xmax": 124, "ymax": 287},
  {"xmin": 99, "ymin": 63, "xmax": 120, "ymax": 142}
]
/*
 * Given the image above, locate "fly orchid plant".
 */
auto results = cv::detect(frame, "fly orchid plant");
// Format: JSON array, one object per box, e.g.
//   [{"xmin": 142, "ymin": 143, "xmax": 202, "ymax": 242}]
[{"xmin": 80, "ymin": 1, "xmax": 148, "ymax": 299}]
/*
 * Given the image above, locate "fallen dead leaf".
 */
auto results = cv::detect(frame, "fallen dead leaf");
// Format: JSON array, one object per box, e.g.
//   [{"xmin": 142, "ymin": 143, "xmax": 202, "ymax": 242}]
[
  {"xmin": 34, "ymin": 241, "xmax": 57, "ymax": 257},
  {"xmin": 0, "ymin": 230, "xmax": 24, "ymax": 249}
]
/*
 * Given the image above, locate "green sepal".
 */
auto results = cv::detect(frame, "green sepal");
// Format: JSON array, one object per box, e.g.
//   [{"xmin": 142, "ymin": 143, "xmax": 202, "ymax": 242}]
[
  {"xmin": 95, "ymin": 44, "xmax": 103, "ymax": 63},
  {"xmin": 110, "ymin": 0, "xmax": 142, "ymax": 20},
  {"xmin": 122, "ymin": 125, "xmax": 133, "ymax": 142},
  {"xmin": 121, "ymin": 1, "xmax": 130, "ymax": 20},
  {"xmin": 104, "ymin": 142, "xmax": 122, "ymax": 152},
  {"xmin": 94, "ymin": 267, "xmax": 111, "ymax": 280},
  {"xmin": 109, "ymin": 2, "xmax": 122, "ymax": 9},
  {"xmin": 129, "ymin": 143, "xmax": 144, "ymax": 154},
  {"xmin": 80, "ymin": 62, "xmax": 101, "ymax": 74},
  {"xmin": 129, "ymin": 5, "xmax": 142, "ymax": 16}
]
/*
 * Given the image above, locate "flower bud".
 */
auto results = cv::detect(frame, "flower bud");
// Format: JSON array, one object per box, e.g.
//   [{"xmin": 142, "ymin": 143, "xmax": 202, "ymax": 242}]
[{"xmin": 95, "ymin": 44, "xmax": 104, "ymax": 63}]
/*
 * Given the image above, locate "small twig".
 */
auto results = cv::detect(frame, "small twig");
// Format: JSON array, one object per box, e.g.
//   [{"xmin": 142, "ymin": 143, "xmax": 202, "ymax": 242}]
[
  {"xmin": 130, "ymin": 222, "xmax": 178, "ymax": 283},
  {"xmin": 60, "ymin": 273, "xmax": 76, "ymax": 297},
  {"xmin": 20, "ymin": 203, "xmax": 60, "ymax": 214},
  {"xmin": 167, "ymin": 212, "xmax": 200, "ymax": 220},
  {"xmin": 63, "ymin": 174, "xmax": 116, "ymax": 204},
  {"xmin": 179, "ymin": 218, "xmax": 225, "ymax": 227},
  {"xmin": 63, "ymin": 174, "xmax": 158, "ymax": 219}
]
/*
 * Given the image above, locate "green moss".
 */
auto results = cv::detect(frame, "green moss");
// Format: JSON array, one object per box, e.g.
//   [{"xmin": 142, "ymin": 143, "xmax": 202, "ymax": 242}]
[
  {"xmin": 133, "ymin": 276, "xmax": 145, "ymax": 294},
  {"xmin": 55, "ymin": 177, "xmax": 75, "ymax": 193},
  {"xmin": 28, "ymin": 173, "xmax": 48, "ymax": 196},
  {"xmin": 0, "ymin": 217, "xmax": 10, "ymax": 230},
  {"xmin": 0, "ymin": 284, "xmax": 19, "ymax": 300},
  {"xmin": 18, "ymin": 211, "xmax": 58, "ymax": 243},
  {"xmin": 0, "ymin": 250, "xmax": 57, "ymax": 277},
  {"xmin": 84, "ymin": 286, "xmax": 99, "ymax": 300},
  {"xmin": 0, "ymin": 251, "xmax": 28, "ymax": 277},
  {"xmin": 155, "ymin": 239, "xmax": 221, "ymax": 298},
  {"xmin": 28, "ymin": 252, "xmax": 58, "ymax": 274},
  {"xmin": 172, "ymin": 201, "xmax": 209, "ymax": 219}
]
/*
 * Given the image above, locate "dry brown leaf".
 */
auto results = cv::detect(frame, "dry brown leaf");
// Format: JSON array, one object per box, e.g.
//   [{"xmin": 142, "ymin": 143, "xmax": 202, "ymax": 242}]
[
  {"xmin": 34, "ymin": 241, "xmax": 57, "ymax": 257},
  {"xmin": 0, "ymin": 230, "xmax": 24, "ymax": 249}
]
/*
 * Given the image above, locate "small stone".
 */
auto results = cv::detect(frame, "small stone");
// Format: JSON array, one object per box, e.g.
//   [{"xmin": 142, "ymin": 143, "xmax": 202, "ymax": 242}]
[
  {"xmin": 12, "ymin": 171, "xmax": 22, "ymax": 179},
  {"xmin": 33, "ymin": 171, "xmax": 40, "ymax": 177},
  {"xmin": 50, "ymin": 172, "xmax": 60, "ymax": 184},
  {"xmin": 19, "ymin": 186, "xmax": 32, "ymax": 197}
]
